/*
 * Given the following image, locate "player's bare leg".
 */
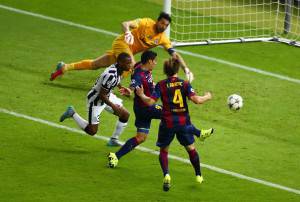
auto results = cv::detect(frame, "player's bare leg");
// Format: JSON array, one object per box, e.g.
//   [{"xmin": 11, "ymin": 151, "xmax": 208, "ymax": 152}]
[
  {"xmin": 50, "ymin": 54, "xmax": 115, "ymax": 81},
  {"xmin": 60, "ymin": 106, "xmax": 99, "ymax": 136}
]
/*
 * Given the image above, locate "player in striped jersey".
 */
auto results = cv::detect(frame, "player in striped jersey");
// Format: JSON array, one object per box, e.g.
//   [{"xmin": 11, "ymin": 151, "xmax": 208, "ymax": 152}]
[
  {"xmin": 136, "ymin": 58, "xmax": 214, "ymax": 191},
  {"xmin": 59, "ymin": 53, "xmax": 132, "ymax": 146}
]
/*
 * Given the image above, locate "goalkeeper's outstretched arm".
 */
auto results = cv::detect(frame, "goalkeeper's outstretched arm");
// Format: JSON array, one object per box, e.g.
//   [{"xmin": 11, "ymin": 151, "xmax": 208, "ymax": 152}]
[
  {"xmin": 171, "ymin": 51, "xmax": 194, "ymax": 82},
  {"xmin": 121, "ymin": 20, "xmax": 138, "ymax": 45},
  {"xmin": 121, "ymin": 20, "xmax": 138, "ymax": 33}
]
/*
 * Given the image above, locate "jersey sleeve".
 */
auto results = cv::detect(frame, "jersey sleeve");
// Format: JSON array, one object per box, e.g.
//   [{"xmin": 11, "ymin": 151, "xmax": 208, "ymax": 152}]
[
  {"xmin": 130, "ymin": 18, "xmax": 149, "ymax": 29},
  {"xmin": 129, "ymin": 18, "xmax": 141, "ymax": 29},
  {"xmin": 101, "ymin": 74, "xmax": 116, "ymax": 91},
  {"xmin": 184, "ymin": 81, "xmax": 196, "ymax": 98},
  {"xmin": 160, "ymin": 33, "xmax": 173, "ymax": 50},
  {"xmin": 150, "ymin": 82, "xmax": 161, "ymax": 101},
  {"xmin": 130, "ymin": 72, "xmax": 142, "ymax": 89}
]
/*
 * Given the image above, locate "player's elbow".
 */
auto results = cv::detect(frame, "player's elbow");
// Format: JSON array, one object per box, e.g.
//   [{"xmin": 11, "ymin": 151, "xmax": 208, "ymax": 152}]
[
  {"xmin": 99, "ymin": 94, "xmax": 107, "ymax": 102},
  {"xmin": 147, "ymin": 99, "xmax": 156, "ymax": 106}
]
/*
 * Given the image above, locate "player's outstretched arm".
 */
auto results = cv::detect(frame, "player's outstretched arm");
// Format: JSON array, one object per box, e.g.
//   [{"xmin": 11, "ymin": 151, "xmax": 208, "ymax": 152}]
[
  {"xmin": 122, "ymin": 20, "xmax": 137, "ymax": 45},
  {"xmin": 190, "ymin": 92, "xmax": 212, "ymax": 104},
  {"xmin": 117, "ymin": 84, "xmax": 132, "ymax": 97},
  {"xmin": 171, "ymin": 52, "xmax": 194, "ymax": 82},
  {"xmin": 135, "ymin": 86, "xmax": 156, "ymax": 106}
]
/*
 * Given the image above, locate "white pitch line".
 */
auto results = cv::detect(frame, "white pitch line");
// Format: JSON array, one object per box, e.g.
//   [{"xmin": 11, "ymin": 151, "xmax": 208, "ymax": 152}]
[
  {"xmin": 1, "ymin": 4, "xmax": 300, "ymax": 85},
  {"xmin": 1, "ymin": 107, "xmax": 300, "ymax": 195}
]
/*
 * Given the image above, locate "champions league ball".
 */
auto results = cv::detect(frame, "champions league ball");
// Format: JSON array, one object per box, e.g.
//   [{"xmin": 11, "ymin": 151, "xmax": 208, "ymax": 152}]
[{"xmin": 227, "ymin": 94, "xmax": 243, "ymax": 110}]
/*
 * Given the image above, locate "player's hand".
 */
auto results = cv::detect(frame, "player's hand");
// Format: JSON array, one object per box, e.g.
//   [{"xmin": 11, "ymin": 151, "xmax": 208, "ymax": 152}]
[
  {"xmin": 135, "ymin": 85, "xmax": 144, "ymax": 97},
  {"xmin": 171, "ymin": 52, "xmax": 179, "ymax": 60},
  {"xmin": 124, "ymin": 31, "xmax": 134, "ymax": 45},
  {"xmin": 185, "ymin": 69, "xmax": 194, "ymax": 83},
  {"xmin": 204, "ymin": 92, "xmax": 212, "ymax": 100},
  {"xmin": 119, "ymin": 86, "xmax": 132, "ymax": 97}
]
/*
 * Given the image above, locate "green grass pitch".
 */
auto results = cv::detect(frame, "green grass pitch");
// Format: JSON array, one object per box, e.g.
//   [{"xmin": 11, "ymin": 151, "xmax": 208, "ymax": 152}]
[{"xmin": 0, "ymin": 0, "xmax": 299, "ymax": 201}]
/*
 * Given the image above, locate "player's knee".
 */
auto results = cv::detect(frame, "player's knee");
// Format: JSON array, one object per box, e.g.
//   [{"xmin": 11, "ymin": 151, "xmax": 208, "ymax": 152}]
[
  {"xmin": 160, "ymin": 147, "xmax": 168, "ymax": 153},
  {"xmin": 85, "ymin": 125, "xmax": 98, "ymax": 136},
  {"xmin": 92, "ymin": 54, "xmax": 114, "ymax": 69},
  {"xmin": 91, "ymin": 60, "xmax": 100, "ymax": 70},
  {"xmin": 185, "ymin": 144, "xmax": 195, "ymax": 151},
  {"xmin": 136, "ymin": 134, "xmax": 147, "ymax": 143},
  {"xmin": 120, "ymin": 109, "xmax": 130, "ymax": 122}
]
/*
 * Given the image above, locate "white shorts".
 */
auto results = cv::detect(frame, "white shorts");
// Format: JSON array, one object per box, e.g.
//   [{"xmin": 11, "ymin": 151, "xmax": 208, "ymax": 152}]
[{"xmin": 87, "ymin": 93, "xmax": 123, "ymax": 124}]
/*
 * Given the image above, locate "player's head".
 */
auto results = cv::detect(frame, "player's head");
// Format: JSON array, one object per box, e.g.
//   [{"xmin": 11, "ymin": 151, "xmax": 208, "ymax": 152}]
[
  {"xmin": 156, "ymin": 12, "xmax": 171, "ymax": 33},
  {"xmin": 141, "ymin": 50, "xmax": 157, "ymax": 71},
  {"xmin": 117, "ymin": 52, "xmax": 133, "ymax": 72},
  {"xmin": 163, "ymin": 58, "xmax": 180, "ymax": 77}
]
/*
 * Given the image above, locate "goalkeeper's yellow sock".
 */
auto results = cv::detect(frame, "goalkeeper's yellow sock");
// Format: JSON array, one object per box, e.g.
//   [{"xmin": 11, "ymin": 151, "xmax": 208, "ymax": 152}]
[{"xmin": 63, "ymin": 60, "xmax": 93, "ymax": 72}]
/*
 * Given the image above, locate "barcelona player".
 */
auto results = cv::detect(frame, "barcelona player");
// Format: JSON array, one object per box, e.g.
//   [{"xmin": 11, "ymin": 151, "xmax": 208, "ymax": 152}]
[
  {"xmin": 50, "ymin": 12, "xmax": 194, "ymax": 82},
  {"xmin": 108, "ymin": 50, "xmax": 161, "ymax": 164},
  {"xmin": 135, "ymin": 58, "xmax": 214, "ymax": 191},
  {"xmin": 107, "ymin": 51, "xmax": 208, "ymax": 167}
]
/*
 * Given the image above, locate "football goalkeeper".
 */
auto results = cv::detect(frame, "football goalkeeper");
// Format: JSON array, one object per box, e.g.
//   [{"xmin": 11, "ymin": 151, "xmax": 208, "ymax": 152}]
[{"xmin": 50, "ymin": 12, "xmax": 194, "ymax": 82}]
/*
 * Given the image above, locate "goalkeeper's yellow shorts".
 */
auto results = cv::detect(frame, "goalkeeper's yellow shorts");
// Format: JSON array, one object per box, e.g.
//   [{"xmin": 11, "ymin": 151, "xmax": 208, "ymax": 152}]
[{"xmin": 106, "ymin": 38, "xmax": 134, "ymax": 64}]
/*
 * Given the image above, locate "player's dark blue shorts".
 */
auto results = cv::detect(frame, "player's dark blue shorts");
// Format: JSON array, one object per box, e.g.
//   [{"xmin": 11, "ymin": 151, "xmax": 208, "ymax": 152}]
[
  {"xmin": 134, "ymin": 104, "xmax": 162, "ymax": 134},
  {"xmin": 156, "ymin": 124, "xmax": 195, "ymax": 147}
]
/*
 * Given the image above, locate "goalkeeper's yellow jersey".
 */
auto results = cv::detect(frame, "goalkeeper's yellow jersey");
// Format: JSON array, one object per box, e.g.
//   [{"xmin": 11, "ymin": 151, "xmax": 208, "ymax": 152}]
[{"xmin": 116, "ymin": 18, "xmax": 172, "ymax": 54}]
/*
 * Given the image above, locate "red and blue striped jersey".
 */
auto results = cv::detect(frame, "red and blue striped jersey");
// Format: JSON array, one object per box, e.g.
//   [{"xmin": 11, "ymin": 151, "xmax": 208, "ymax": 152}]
[
  {"xmin": 130, "ymin": 62, "xmax": 155, "ymax": 109},
  {"xmin": 151, "ymin": 76, "xmax": 196, "ymax": 128}
]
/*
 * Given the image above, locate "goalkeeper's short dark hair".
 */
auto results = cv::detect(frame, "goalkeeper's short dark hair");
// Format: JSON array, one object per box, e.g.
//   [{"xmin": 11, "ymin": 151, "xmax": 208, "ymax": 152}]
[
  {"xmin": 141, "ymin": 50, "xmax": 157, "ymax": 64},
  {"xmin": 157, "ymin": 12, "xmax": 171, "ymax": 23},
  {"xmin": 163, "ymin": 58, "xmax": 180, "ymax": 77}
]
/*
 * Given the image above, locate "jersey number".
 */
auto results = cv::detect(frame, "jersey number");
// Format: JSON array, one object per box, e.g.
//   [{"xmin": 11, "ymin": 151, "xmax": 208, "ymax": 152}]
[{"xmin": 173, "ymin": 89, "xmax": 184, "ymax": 107}]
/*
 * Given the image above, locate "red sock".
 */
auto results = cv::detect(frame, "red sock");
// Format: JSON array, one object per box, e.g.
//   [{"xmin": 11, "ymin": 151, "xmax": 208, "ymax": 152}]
[
  {"xmin": 159, "ymin": 149, "xmax": 169, "ymax": 176},
  {"xmin": 188, "ymin": 149, "xmax": 201, "ymax": 176}
]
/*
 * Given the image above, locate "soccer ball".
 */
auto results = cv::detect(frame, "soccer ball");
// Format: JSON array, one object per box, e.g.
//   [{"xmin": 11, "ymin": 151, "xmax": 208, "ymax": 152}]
[{"xmin": 227, "ymin": 94, "xmax": 243, "ymax": 110}]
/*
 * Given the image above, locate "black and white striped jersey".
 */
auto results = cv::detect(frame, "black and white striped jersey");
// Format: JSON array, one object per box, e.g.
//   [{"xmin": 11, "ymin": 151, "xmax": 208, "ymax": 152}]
[{"xmin": 87, "ymin": 63, "xmax": 120, "ymax": 105}]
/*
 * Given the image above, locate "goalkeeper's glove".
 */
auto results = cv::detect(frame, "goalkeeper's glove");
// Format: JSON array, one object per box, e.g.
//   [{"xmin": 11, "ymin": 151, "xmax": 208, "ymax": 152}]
[
  {"xmin": 185, "ymin": 69, "xmax": 194, "ymax": 83},
  {"xmin": 124, "ymin": 31, "xmax": 134, "ymax": 45}
]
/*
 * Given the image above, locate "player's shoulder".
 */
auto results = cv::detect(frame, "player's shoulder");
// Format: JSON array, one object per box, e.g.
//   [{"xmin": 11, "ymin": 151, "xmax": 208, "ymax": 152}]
[
  {"xmin": 108, "ymin": 63, "xmax": 118, "ymax": 72},
  {"xmin": 138, "ymin": 18, "xmax": 155, "ymax": 26},
  {"xmin": 134, "ymin": 61, "xmax": 142, "ymax": 69},
  {"xmin": 102, "ymin": 64, "xmax": 118, "ymax": 77},
  {"xmin": 157, "ymin": 78, "xmax": 168, "ymax": 86},
  {"xmin": 181, "ymin": 78, "xmax": 192, "ymax": 88},
  {"xmin": 132, "ymin": 63, "xmax": 142, "ymax": 74}
]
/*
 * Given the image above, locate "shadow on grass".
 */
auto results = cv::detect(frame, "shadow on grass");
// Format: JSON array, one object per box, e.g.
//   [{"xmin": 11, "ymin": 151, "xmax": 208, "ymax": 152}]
[
  {"xmin": 42, "ymin": 81, "xmax": 89, "ymax": 92},
  {"xmin": 32, "ymin": 145, "xmax": 93, "ymax": 155}
]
